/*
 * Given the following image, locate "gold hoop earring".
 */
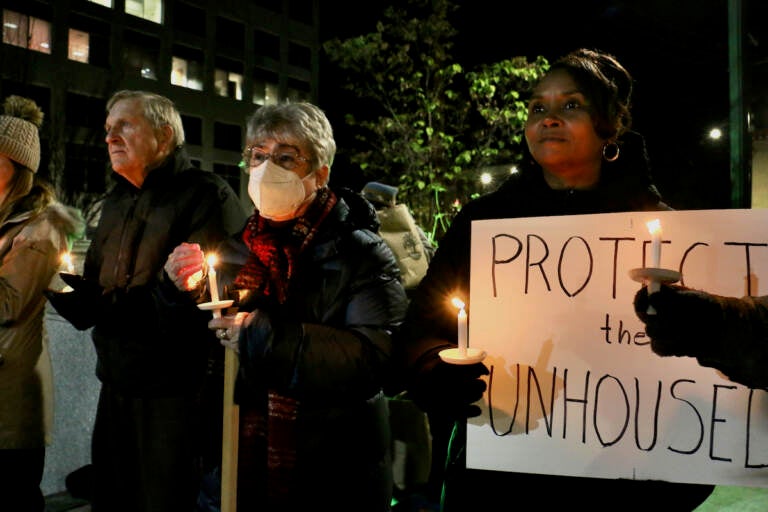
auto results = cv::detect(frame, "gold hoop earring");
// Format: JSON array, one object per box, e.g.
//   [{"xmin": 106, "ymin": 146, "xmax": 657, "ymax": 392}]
[{"xmin": 602, "ymin": 142, "xmax": 620, "ymax": 162}]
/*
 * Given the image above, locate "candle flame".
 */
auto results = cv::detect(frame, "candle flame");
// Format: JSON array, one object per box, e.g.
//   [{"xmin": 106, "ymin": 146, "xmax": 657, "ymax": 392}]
[
  {"xmin": 61, "ymin": 252, "xmax": 74, "ymax": 273},
  {"xmin": 646, "ymin": 219, "xmax": 661, "ymax": 236},
  {"xmin": 206, "ymin": 254, "xmax": 218, "ymax": 268},
  {"xmin": 451, "ymin": 297, "xmax": 465, "ymax": 310}
]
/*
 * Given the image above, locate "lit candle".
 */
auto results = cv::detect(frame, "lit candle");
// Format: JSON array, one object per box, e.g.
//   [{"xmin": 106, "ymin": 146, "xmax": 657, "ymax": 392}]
[
  {"xmin": 452, "ymin": 297, "xmax": 468, "ymax": 358},
  {"xmin": 207, "ymin": 254, "xmax": 220, "ymax": 302},
  {"xmin": 207, "ymin": 254, "xmax": 221, "ymax": 318},
  {"xmin": 646, "ymin": 219, "xmax": 662, "ymax": 269},
  {"xmin": 645, "ymin": 220, "xmax": 662, "ymax": 303},
  {"xmin": 61, "ymin": 252, "xmax": 75, "ymax": 274}
]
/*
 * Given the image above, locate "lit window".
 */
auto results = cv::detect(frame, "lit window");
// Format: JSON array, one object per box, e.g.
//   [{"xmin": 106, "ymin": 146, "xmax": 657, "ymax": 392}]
[
  {"xmin": 2, "ymin": 10, "xmax": 26, "ymax": 47},
  {"xmin": 172, "ymin": 56, "xmax": 203, "ymax": 91},
  {"xmin": 3, "ymin": 10, "xmax": 51, "ymax": 54},
  {"xmin": 124, "ymin": 30, "xmax": 158, "ymax": 80},
  {"xmin": 253, "ymin": 78, "xmax": 279, "ymax": 106},
  {"xmin": 171, "ymin": 57, "xmax": 188, "ymax": 86},
  {"xmin": 265, "ymin": 83, "xmax": 278, "ymax": 105},
  {"xmin": 214, "ymin": 69, "xmax": 243, "ymax": 100},
  {"xmin": 87, "ymin": 0, "xmax": 113, "ymax": 7},
  {"xmin": 29, "ymin": 18, "xmax": 51, "ymax": 53},
  {"xmin": 125, "ymin": 0, "xmax": 162, "ymax": 24},
  {"xmin": 68, "ymin": 28, "xmax": 89, "ymax": 63}
]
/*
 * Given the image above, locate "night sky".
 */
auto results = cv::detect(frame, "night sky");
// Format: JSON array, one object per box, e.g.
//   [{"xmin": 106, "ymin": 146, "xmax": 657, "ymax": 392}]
[{"xmin": 318, "ymin": 0, "xmax": 768, "ymax": 210}]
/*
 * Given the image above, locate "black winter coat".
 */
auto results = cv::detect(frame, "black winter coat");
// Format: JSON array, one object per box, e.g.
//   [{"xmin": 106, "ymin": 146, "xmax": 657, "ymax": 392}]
[
  {"xmin": 399, "ymin": 133, "xmax": 715, "ymax": 511},
  {"xmin": 235, "ymin": 189, "xmax": 408, "ymax": 403},
  {"xmin": 84, "ymin": 148, "xmax": 247, "ymax": 396},
  {"xmin": 217, "ymin": 188, "xmax": 408, "ymax": 511}
]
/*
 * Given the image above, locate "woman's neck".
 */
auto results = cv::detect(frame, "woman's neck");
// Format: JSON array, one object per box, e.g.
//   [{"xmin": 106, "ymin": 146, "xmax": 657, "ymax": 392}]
[{"xmin": 542, "ymin": 163, "xmax": 601, "ymax": 190}]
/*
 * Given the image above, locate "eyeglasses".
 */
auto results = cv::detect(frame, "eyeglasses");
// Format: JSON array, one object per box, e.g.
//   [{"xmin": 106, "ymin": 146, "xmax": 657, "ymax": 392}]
[{"xmin": 241, "ymin": 146, "xmax": 310, "ymax": 171}]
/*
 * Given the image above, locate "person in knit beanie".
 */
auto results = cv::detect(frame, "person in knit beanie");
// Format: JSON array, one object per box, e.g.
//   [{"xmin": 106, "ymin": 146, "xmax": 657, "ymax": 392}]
[
  {"xmin": 0, "ymin": 95, "xmax": 85, "ymax": 511},
  {"xmin": 0, "ymin": 95, "xmax": 42, "ymax": 173}
]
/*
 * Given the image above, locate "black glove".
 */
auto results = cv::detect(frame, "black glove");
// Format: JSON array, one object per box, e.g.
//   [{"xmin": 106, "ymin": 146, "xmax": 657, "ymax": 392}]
[
  {"xmin": 408, "ymin": 356, "xmax": 489, "ymax": 419},
  {"xmin": 44, "ymin": 274, "xmax": 104, "ymax": 330},
  {"xmin": 59, "ymin": 273, "xmax": 101, "ymax": 293},
  {"xmin": 633, "ymin": 284, "xmax": 724, "ymax": 358}
]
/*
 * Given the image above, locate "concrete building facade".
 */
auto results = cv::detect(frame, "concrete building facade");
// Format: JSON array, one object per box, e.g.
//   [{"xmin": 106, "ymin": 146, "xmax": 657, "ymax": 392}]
[{"xmin": 1, "ymin": 0, "xmax": 320, "ymax": 218}]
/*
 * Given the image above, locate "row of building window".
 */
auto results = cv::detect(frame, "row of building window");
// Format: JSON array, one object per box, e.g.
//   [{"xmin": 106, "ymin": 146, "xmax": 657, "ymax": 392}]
[
  {"xmin": 85, "ymin": 0, "xmax": 164, "ymax": 24},
  {"xmin": 2, "ymin": 5, "xmax": 310, "ymax": 105},
  {"xmin": 3, "ymin": 0, "xmax": 318, "ymax": 199},
  {"xmin": 3, "ymin": 10, "xmax": 51, "ymax": 54},
  {"xmin": 84, "ymin": 0, "xmax": 308, "ymax": 26}
]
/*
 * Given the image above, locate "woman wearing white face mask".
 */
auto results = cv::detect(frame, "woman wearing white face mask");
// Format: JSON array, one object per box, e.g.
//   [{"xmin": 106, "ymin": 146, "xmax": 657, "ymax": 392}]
[
  {"xmin": 245, "ymin": 143, "xmax": 318, "ymax": 222},
  {"xmin": 164, "ymin": 102, "xmax": 407, "ymax": 511}
]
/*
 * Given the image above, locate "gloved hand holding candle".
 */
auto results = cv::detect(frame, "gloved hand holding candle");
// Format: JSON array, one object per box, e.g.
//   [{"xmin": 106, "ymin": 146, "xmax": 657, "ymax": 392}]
[{"xmin": 634, "ymin": 283, "xmax": 768, "ymax": 389}]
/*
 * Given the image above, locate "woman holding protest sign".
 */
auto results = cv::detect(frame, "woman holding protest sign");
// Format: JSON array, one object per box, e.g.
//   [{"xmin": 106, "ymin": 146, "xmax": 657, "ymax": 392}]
[{"xmin": 395, "ymin": 48, "xmax": 714, "ymax": 510}]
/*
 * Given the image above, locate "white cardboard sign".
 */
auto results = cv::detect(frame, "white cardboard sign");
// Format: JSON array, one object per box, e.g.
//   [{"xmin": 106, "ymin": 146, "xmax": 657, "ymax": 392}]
[{"xmin": 467, "ymin": 209, "xmax": 768, "ymax": 487}]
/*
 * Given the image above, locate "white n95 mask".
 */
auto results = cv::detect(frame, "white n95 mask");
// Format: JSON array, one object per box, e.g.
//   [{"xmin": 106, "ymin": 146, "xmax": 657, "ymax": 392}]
[{"xmin": 248, "ymin": 159, "xmax": 313, "ymax": 220}]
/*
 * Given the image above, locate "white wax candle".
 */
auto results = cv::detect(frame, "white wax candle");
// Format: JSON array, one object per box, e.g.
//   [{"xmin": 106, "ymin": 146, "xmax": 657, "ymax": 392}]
[
  {"xmin": 646, "ymin": 219, "xmax": 662, "ymax": 268},
  {"xmin": 458, "ymin": 306, "xmax": 468, "ymax": 357},
  {"xmin": 207, "ymin": 255, "xmax": 220, "ymax": 302},
  {"xmin": 452, "ymin": 297, "xmax": 468, "ymax": 358},
  {"xmin": 207, "ymin": 255, "xmax": 221, "ymax": 319}
]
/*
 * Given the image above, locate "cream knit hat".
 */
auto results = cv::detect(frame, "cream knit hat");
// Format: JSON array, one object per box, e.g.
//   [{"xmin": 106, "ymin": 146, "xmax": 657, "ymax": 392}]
[{"xmin": 0, "ymin": 95, "xmax": 43, "ymax": 172}]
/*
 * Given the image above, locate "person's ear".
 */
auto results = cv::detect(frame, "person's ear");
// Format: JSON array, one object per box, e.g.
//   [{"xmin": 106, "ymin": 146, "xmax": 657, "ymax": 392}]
[
  {"xmin": 316, "ymin": 165, "xmax": 330, "ymax": 187},
  {"xmin": 158, "ymin": 125, "xmax": 174, "ymax": 152}
]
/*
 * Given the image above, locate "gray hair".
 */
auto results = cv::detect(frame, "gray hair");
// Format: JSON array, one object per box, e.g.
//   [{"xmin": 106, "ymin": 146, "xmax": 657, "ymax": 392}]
[
  {"xmin": 245, "ymin": 102, "xmax": 336, "ymax": 170},
  {"xmin": 106, "ymin": 90, "xmax": 185, "ymax": 147}
]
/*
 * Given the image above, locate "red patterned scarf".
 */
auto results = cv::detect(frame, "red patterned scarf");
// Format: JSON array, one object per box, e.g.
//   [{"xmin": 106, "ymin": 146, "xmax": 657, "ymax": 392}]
[
  {"xmin": 234, "ymin": 187, "xmax": 337, "ymax": 303},
  {"xmin": 234, "ymin": 187, "xmax": 337, "ymax": 507}
]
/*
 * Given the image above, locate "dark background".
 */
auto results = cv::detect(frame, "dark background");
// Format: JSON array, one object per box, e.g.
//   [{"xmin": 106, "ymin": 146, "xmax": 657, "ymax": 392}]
[{"xmin": 318, "ymin": 0, "xmax": 768, "ymax": 210}]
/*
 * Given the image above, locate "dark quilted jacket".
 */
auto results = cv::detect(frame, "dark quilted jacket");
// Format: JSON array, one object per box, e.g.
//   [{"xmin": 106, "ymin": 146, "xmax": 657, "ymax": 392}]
[
  {"xmin": 84, "ymin": 147, "xmax": 247, "ymax": 396},
  {"xmin": 214, "ymin": 187, "xmax": 408, "ymax": 510}
]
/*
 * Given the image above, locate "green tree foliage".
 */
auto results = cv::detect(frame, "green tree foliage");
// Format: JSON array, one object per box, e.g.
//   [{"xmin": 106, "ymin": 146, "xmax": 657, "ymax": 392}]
[{"xmin": 323, "ymin": 0, "xmax": 549, "ymax": 242}]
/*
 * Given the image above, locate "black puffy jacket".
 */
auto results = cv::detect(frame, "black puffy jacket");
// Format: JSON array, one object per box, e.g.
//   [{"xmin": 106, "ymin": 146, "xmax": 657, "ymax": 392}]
[{"xmin": 218, "ymin": 187, "xmax": 408, "ymax": 511}]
